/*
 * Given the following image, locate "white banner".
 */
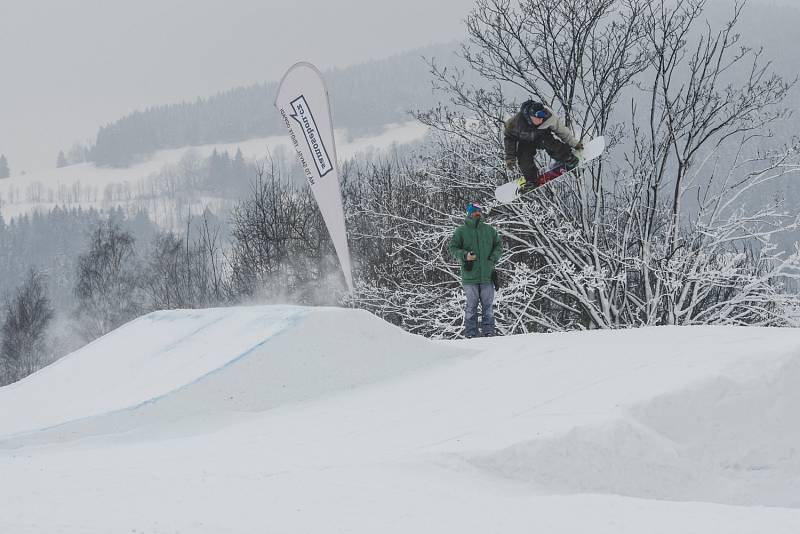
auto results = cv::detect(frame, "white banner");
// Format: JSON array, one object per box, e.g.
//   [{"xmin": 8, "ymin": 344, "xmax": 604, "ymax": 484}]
[{"xmin": 274, "ymin": 62, "xmax": 354, "ymax": 292}]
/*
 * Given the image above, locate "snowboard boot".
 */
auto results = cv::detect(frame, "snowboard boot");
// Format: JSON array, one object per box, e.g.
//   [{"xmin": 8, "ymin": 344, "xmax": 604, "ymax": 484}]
[{"xmin": 563, "ymin": 154, "xmax": 579, "ymax": 171}]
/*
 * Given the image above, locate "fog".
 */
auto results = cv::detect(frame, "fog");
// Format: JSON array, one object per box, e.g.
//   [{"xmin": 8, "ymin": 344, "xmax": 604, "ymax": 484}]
[
  {"xmin": 1, "ymin": 0, "xmax": 796, "ymax": 175},
  {"xmin": 0, "ymin": 0, "xmax": 473, "ymax": 173}
]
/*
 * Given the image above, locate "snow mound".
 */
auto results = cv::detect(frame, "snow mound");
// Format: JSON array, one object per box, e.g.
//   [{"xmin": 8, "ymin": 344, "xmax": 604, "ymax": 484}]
[
  {"xmin": 0, "ymin": 305, "xmax": 463, "ymax": 447},
  {"xmin": 2, "ymin": 310, "xmax": 800, "ymax": 532},
  {"xmin": 469, "ymin": 339, "xmax": 800, "ymax": 507}
]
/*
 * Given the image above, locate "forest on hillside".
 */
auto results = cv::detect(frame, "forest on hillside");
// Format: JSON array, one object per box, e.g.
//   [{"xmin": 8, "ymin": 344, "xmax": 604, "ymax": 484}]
[{"xmin": 88, "ymin": 44, "xmax": 461, "ymax": 167}]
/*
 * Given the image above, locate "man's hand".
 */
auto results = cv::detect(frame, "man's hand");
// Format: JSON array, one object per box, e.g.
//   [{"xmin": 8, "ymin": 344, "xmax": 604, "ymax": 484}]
[
  {"xmin": 574, "ymin": 142, "xmax": 584, "ymax": 151},
  {"xmin": 466, "ymin": 251, "xmax": 477, "ymax": 261},
  {"xmin": 505, "ymin": 158, "xmax": 516, "ymax": 170}
]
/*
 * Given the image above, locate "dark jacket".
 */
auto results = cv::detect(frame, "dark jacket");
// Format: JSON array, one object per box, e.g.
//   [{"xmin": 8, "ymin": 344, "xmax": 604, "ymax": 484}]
[
  {"xmin": 448, "ymin": 214, "xmax": 503, "ymax": 284},
  {"xmin": 503, "ymin": 107, "xmax": 578, "ymax": 161}
]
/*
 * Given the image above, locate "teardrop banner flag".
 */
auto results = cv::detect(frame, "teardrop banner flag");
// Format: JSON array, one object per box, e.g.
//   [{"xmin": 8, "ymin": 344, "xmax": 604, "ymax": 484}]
[{"xmin": 274, "ymin": 62, "xmax": 354, "ymax": 292}]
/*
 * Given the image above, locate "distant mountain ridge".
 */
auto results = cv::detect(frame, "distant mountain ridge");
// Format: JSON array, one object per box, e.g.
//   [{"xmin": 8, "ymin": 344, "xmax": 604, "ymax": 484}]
[
  {"xmin": 90, "ymin": 43, "xmax": 458, "ymax": 167},
  {"xmin": 86, "ymin": 2, "xmax": 800, "ymax": 169}
]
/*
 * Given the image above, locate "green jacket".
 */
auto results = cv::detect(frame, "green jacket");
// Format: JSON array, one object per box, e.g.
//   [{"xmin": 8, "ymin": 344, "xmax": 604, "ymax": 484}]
[{"xmin": 449, "ymin": 215, "xmax": 503, "ymax": 284}]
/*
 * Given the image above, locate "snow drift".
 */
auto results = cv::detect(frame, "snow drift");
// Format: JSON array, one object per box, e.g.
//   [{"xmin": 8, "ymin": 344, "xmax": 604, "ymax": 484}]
[{"xmin": 1, "ymin": 306, "xmax": 799, "ymax": 533}]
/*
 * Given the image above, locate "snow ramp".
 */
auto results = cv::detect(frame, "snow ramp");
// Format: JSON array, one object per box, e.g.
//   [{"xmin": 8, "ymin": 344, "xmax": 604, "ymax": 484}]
[{"xmin": 0, "ymin": 305, "xmax": 464, "ymax": 446}]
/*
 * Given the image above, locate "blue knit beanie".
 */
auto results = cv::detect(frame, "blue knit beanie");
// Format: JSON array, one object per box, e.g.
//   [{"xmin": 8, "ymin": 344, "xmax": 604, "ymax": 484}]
[{"xmin": 466, "ymin": 203, "xmax": 483, "ymax": 216}]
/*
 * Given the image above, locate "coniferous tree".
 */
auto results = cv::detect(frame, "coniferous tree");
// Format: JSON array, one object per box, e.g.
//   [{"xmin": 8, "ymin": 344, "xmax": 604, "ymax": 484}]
[
  {"xmin": 56, "ymin": 150, "xmax": 68, "ymax": 168},
  {"xmin": 0, "ymin": 154, "xmax": 9, "ymax": 178},
  {"xmin": 207, "ymin": 149, "xmax": 225, "ymax": 191},
  {"xmin": 86, "ymin": 44, "xmax": 456, "ymax": 166},
  {"xmin": 231, "ymin": 148, "xmax": 248, "ymax": 196}
]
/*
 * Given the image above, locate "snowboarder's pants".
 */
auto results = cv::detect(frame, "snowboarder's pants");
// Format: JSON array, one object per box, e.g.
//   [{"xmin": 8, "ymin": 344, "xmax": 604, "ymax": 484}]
[
  {"xmin": 464, "ymin": 282, "xmax": 495, "ymax": 337},
  {"xmin": 516, "ymin": 132, "xmax": 574, "ymax": 182}
]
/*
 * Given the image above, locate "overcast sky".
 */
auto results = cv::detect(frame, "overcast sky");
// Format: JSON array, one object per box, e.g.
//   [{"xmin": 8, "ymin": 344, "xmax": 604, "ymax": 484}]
[
  {"xmin": 1, "ymin": 0, "xmax": 795, "ymax": 174},
  {"xmin": 0, "ymin": 0, "xmax": 474, "ymax": 173}
]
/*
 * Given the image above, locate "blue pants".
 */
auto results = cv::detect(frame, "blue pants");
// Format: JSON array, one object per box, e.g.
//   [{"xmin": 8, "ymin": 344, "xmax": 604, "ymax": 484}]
[{"xmin": 464, "ymin": 282, "xmax": 495, "ymax": 337}]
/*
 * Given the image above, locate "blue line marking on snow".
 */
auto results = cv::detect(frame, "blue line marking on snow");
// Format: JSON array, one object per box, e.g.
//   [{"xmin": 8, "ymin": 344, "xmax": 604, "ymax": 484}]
[
  {"xmin": 156, "ymin": 314, "xmax": 229, "ymax": 355},
  {"xmin": 1, "ymin": 308, "xmax": 312, "ymax": 442}
]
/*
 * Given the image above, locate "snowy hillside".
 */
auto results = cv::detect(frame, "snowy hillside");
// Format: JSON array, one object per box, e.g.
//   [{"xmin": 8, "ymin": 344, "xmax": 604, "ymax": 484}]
[
  {"xmin": 0, "ymin": 121, "xmax": 428, "ymax": 223},
  {"xmin": 2, "ymin": 306, "xmax": 800, "ymax": 533}
]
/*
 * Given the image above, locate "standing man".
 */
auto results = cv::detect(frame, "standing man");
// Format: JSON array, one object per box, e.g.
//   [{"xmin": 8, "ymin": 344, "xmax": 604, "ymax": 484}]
[
  {"xmin": 449, "ymin": 202, "xmax": 503, "ymax": 338},
  {"xmin": 504, "ymin": 100, "xmax": 583, "ymax": 189}
]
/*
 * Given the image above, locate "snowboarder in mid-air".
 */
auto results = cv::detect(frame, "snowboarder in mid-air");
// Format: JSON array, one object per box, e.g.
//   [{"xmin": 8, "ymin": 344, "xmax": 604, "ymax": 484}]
[{"xmin": 504, "ymin": 100, "xmax": 583, "ymax": 191}]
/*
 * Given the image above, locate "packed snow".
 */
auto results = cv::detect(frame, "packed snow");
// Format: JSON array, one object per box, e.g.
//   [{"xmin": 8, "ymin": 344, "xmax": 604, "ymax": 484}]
[{"xmin": 1, "ymin": 305, "xmax": 799, "ymax": 533}]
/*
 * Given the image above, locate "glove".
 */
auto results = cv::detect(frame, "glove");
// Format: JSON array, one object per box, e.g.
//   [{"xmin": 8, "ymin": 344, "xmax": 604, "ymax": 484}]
[
  {"xmin": 465, "ymin": 251, "xmax": 476, "ymax": 272},
  {"xmin": 505, "ymin": 158, "xmax": 516, "ymax": 170},
  {"xmin": 574, "ymin": 142, "xmax": 584, "ymax": 151}
]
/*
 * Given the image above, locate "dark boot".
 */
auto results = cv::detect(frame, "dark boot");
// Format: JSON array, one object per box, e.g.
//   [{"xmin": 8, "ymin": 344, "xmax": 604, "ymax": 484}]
[{"xmin": 563, "ymin": 154, "xmax": 579, "ymax": 170}]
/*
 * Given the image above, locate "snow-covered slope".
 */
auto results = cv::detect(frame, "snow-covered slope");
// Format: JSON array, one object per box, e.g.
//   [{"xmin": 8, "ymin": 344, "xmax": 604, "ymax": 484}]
[
  {"xmin": 1, "ymin": 306, "xmax": 799, "ymax": 533},
  {"xmin": 0, "ymin": 121, "xmax": 428, "ymax": 221}
]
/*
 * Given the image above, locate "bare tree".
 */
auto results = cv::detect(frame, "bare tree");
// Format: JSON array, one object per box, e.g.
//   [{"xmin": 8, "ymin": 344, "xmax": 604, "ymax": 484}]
[
  {"xmin": 352, "ymin": 0, "xmax": 800, "ymax": 336},
  {"xmin": 196, "ymin": 210, "xmax": 226, "ymax": 305},
  {"xmin": 627, "ymin": 0, "xmax": 796, "ymax": 324},
  {"xmin": 1, "ymin": 270, "xmax": 54, "ymax": 385},
  {"xmin": 344, "ymin": 157, "xmax": 471, "ymax": 335},
  {"xmin": 74, "ymin": 222, "xmax": 143, "ymax": 341},
  {"xmin": 227, "ymin": 160, "xmax": 343, "ymax": 304},
  {"xmin": 144, "ymin": 231, "xmax": 189, "ymax": 309},
  {"xmin": 144, "ymin": 211, "xmax": 227, "ymax": 310}
]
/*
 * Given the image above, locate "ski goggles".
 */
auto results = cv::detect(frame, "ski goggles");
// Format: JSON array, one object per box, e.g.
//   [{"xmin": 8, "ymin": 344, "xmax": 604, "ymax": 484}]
[{"xmin": 532, "ymin": 110, "xmax": 548, "ymax": 119}]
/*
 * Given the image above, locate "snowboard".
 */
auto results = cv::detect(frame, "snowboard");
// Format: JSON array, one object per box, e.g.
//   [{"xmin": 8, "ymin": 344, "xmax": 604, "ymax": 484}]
[{"xmin": 494, "ymin": 136, "xmax": 606, "ymax": 204}]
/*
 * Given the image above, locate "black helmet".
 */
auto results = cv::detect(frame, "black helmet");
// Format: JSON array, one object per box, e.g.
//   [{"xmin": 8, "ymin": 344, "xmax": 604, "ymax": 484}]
[{"xmin": 520, "ymin": 100, "xmax": 546, "ymax": 125}]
